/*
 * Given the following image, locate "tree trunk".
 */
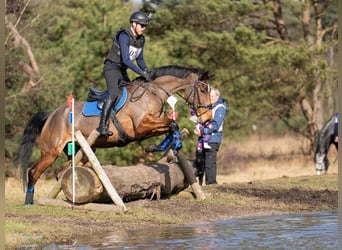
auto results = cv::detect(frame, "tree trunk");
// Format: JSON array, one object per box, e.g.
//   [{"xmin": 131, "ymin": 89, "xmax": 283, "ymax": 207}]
[{"xmin": 61, "ymin": 162, "xmax": 196, "ymax": 204}]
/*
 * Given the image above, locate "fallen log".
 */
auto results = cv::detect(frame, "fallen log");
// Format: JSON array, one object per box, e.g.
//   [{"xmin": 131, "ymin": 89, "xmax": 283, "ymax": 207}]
[{"xmin": 61, "ymin": 161, "xmax": 197, "ymax": 204}]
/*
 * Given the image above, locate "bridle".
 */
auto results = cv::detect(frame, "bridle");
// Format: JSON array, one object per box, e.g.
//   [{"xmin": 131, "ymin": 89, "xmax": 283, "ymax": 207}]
[
  {"xmin": 182, "ymin": 75, "xmax": 212, "ymax": 116},
  {"xmin": 130, "ymin": 73, "xmax": 212, "ymax": 120}
]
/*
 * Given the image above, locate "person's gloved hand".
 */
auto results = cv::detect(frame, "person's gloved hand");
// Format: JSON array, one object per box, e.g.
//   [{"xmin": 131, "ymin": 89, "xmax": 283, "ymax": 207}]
[{"xmin": 140, "ymin": 70, "xmax": 152, "ymax": 82}]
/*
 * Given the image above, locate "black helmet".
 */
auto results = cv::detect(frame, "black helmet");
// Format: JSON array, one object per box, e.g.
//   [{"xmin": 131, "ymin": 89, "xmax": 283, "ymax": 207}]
[{"xmin": 130, "ymin": 11, "xmax": 150, "ymax": 25}]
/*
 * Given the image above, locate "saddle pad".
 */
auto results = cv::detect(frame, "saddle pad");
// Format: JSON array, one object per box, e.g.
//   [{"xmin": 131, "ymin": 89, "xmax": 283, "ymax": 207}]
[{"xmin": 82, "ymin": 87, "xmax": 127, "ymax": 117}]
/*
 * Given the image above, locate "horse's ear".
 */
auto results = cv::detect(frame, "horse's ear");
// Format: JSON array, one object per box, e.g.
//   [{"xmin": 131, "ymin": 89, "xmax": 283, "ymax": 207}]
[
  {"xmin": 209, "ymin": 72, "xmax": 215, "ymax": 80},
  {"xmin": 201, "ymin": 71, "xmax": 215, "ymax": 81}
]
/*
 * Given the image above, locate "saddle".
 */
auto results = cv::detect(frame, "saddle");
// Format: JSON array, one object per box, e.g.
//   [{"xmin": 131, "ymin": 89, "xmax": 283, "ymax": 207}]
[
  {"xmin": 82, "ymin": 86, "xmax": 127, "ymax": 117},
  {"xmin": 87, "ymin": 87, "xmax": 111, "ymax": 109}
]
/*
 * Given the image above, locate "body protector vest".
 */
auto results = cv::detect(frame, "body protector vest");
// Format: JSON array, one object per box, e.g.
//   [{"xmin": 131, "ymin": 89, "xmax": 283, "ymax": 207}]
[{"xmin": 106, "ymin": 27, "xmax": 145, "ymax": 69}]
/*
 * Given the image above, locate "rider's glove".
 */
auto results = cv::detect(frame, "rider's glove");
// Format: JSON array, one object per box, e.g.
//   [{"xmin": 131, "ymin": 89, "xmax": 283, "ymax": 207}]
[{"xmin": 140, "ymin": 70, "xmax": 152, "ymax": 82}]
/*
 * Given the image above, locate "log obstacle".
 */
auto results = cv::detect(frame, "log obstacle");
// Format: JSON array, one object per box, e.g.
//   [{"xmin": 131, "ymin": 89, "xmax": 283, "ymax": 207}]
[
  {"xmin": 39, "ymin": 128, "xmax": 205, "ymax": 212},
  {"xmin": 60, "ymin": 162, "xmax": 194, "ymax": 203}
]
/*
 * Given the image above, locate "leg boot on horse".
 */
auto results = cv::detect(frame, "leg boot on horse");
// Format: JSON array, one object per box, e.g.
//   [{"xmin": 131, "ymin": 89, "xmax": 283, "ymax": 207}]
[{"xmin": 97, "ymin": 96, "xmax": 115, "ymax": 137}]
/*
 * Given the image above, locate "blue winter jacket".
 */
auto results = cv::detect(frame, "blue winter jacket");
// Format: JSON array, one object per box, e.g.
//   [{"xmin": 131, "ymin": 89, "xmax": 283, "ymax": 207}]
[{"xmin": 202, "ymin": 98, "xmax": 228, "ymax": 143}]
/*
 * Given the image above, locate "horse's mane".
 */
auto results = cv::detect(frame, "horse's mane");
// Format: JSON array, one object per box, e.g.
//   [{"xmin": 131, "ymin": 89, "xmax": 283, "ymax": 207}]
[{"xmin": 149, "ymin": 65, "xmax": 208, "ymax": 80}]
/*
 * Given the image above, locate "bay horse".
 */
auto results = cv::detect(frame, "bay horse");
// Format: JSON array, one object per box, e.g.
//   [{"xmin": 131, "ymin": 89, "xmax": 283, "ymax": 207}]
[
  {"xmin": 17, "ymin": 65, "xmax": 213, "ymax": 205},
  {"xmin": 314, "ymin": 113, "xmax": 338, "ymax": 175}
]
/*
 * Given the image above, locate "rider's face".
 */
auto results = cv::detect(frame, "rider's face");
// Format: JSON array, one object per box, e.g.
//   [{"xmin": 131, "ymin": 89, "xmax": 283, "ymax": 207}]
[{"xmin": 133, "ymin": 22, "xmax": 147, "ymax": 36}]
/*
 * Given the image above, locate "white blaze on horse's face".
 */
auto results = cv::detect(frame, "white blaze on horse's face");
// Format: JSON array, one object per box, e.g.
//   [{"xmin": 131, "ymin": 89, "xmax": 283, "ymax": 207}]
[{"xmin": 315, "ymin": 153, "xmax": 327, "ymax": 175}]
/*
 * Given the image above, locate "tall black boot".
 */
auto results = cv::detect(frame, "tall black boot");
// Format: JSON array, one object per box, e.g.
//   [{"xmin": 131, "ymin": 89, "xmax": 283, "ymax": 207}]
[{"xmin": 97, "ymin": 97, "xmax": 115, "ymax": 137}]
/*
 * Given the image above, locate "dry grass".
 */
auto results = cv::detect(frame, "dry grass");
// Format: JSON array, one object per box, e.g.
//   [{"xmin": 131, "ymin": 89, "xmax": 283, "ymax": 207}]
[
  {"xmin": 6, "ymin": 135, "xmax": 338, "ymax": 202},
  {"xmin": 5, "ymin": 178, "xmax": 65, "ymax": 205},
  {"xmin": 216, "ymin": 134, "xmax": 338, "ymax": 184}
]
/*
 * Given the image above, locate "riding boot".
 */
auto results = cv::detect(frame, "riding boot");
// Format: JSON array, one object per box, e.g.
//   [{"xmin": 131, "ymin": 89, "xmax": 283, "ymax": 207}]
[{"xmin": 97, "ymin": 97, "xmax": 115, "ymax": 137}]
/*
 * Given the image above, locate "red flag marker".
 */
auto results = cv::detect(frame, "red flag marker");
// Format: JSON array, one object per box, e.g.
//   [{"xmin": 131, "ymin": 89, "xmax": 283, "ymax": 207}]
[{"xmin": 68, "ymin": 93, "xmax": 74, "ymax": 109}]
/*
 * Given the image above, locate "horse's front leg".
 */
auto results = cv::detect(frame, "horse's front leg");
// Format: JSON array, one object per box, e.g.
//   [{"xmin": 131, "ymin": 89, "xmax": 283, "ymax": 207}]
[{"xmin": 136, "ymin": 114, "xmax": 172, "ymax": 136}]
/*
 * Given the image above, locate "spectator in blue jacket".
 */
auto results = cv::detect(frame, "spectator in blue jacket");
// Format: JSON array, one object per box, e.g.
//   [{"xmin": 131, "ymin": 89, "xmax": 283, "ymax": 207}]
[
  {"xmin": 194, "ymin": 87, "xmax": 228, "ymax": 185},
  {"xmin": 97, "ymin": 11, "xmax": 152, "ymax": 137}
]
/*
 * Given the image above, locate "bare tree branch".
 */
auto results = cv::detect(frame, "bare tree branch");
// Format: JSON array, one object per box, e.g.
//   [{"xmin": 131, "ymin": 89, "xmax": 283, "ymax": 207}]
[
  {"xmin": 264, "ymin": 36, "xmax": 295, "ymax": 46},
  {"xmin": 5, "ymin": 0, "xmax": 32, "ymax": 46},
  {"xmin": 5, "ymin": 15, "xmax": 42, "ymax": 93}
]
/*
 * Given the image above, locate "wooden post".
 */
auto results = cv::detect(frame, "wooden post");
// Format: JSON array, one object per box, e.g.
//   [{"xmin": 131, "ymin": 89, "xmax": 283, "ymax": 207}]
[
  {"xmin": 74, "ymin": 130, "xmax": 128, "ymax": 212},
  {"xmin": 47, "ymin": 130, "xmax": 100, "ymax": 199}
]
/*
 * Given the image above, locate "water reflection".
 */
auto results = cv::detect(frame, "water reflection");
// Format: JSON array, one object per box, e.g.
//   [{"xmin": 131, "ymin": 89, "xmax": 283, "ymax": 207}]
[{"xmin": 44, "ymin": 210, "xmax": 338, "ymax": 249}]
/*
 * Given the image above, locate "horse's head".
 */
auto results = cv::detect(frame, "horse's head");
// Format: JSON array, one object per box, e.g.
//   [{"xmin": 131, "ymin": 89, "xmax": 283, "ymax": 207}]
[
  {"xmin": 150, "ymin": 65, "xmax": 213, "ymax": 125},
  {"xmin": 184, "ymin": 70, "xmax": 213, "ymax": 125}
]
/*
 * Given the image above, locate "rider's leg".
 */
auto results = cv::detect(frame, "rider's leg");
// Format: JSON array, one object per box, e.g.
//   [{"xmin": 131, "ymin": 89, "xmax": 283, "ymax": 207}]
[
  {"xmin": 97, "ymin": 96, "xmax": 115, "ymax": 136},
  {"xmin": 97, "ymin": 62, "xmax": 122, "ymax": 136}
]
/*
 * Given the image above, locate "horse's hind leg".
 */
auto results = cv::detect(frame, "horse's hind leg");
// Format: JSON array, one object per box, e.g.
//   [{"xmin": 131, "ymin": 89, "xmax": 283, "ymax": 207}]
[{"xmin": 25, "ymin": 151, "xmax": 59, "ymax": 205}]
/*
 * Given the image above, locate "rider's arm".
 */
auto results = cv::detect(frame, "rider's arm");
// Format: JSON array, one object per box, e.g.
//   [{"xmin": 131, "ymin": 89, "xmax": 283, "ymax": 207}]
[
  {"xmin": 118, "ymin": 33, "xmax": 144, "ymax": 74},
  {"xmin": 136, "ymin": 47, "xmax": 148, "ymax": 71}
]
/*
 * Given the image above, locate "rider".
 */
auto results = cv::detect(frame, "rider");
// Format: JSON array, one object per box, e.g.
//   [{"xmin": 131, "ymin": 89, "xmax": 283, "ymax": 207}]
[{"xmin": 97, "ymin": 11, "xmax": 152, "ymax": 137}]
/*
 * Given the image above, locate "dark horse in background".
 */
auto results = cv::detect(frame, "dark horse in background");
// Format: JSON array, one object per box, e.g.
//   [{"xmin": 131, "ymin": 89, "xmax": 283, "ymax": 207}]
[
  {"xmin": 314, "ymin": 113, "xmax": 338, "ymax": 175},
  {"xmin": 17, "ymin": 65, "xmax": 213, "ymax": 205}
]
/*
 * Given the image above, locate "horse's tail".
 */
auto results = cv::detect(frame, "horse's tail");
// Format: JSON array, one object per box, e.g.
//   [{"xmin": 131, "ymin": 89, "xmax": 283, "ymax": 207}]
[{"xmin": 15, "ymin": 111, "xmax": 50, "ymax": 190}]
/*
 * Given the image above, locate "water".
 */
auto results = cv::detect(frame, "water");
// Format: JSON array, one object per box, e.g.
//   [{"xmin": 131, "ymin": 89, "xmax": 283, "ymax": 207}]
[{"xmin": 42, "ymin": 210, "xmax": 338, "ymax": 249}]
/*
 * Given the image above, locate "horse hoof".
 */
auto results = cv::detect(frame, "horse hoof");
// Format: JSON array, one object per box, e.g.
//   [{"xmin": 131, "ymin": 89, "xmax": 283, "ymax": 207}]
[{"xmin": 24, "ymin": 191, "xmax": 34, "ymax": 205}]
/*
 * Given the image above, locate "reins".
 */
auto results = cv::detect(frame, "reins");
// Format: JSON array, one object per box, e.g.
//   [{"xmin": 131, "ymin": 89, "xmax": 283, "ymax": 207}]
[{"xmin": 128, "ymin": 72, "xmax": 212, "ymax": 118}]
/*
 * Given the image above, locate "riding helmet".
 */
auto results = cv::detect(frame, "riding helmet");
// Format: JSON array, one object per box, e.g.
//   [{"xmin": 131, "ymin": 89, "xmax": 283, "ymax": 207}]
[{"xmin": 130, "ymin": 11, "xmax": 150, "ymax": 25}]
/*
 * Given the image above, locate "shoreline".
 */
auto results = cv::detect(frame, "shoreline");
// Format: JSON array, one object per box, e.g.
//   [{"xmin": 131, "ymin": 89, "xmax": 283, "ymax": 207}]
[{"xmin": 5, "ymin": 174, "xmax": 338, "ymax": 248}]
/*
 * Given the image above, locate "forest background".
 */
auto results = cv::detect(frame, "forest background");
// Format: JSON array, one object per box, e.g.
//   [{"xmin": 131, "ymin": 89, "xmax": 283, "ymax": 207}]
[{"xmin": 5, "ymin": 0, "xmax": 338, "ymax": 175}]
